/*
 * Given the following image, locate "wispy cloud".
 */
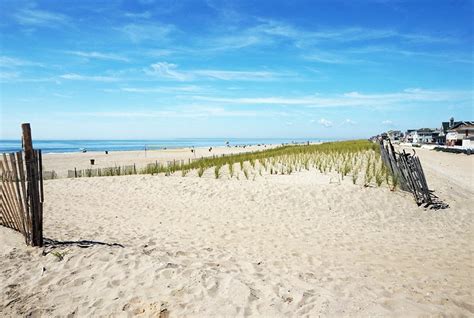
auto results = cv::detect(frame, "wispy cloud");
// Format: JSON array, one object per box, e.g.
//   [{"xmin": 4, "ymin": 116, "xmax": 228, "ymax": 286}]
[
  {"xmin": 66, "ymin": 51, "xmax": 129, "ymax": 62},
  {"xmin": 193, "ymin": 70, "xmax": 275, "ymax": 80},
  {"xmin": 253, "ymin": 19, "xmax": 456, "ymax": 45},
  {"xmin": 180, "ymin": 19, "xmax": 459, "ymax": 64},
  {"xmin": 0, "ymin": 76, "xmax": 57, "ymax": 84},
  {"xmin": 53, "ymin": 93, "xmax": 73, "ymax": 98},
  {"xmin": 144, "ymin": 49, "xmax": 175, "ymax": 57},
  {"xmin": 0, "ymin": 56, "xmax": 43, "ymax": 68},
  {"xmin": 59, "ymin": 106, "xmax": 262, "ymax": 118},
  {"xmin": 124, "ymin": 11, "xmax": 152, "ymax": 19},
  {"xmin": 192, "ymin": 88, "xmax": 472, "ymax": 108},
  {"xmin": 59, "ymin": 73, "xmax": 119, "ymax": 82},
  {"xmin": 145, "ymin": 62, "xmax": 279, "ymax": 81},
  {"xmin": 343, "ymin": 119, "xmax": 357, "ymax": 125},
  {"xmin": 303, "ymin": 52, "xmax": 366, "ymax": 64},
  {"xmin": 145, "ymin": 62, "xmax": 190, "ymax": 80},
  {"xmin": 318, "ymin": 118, "xmax": 333, "ymax": 127},
  {"xmin": 13, "ymin": 8, "xmax": 69, "ymax": 26},
  {"xmin": 346, "ymin": 45, "xmax": 473, "ymax": 64},
  {"xmin": 119, "ymin": 23, "xmax": 175, "ymax": 42},
  {"xmin": 193, "ymin": 96, "xmax": 317, "ymax": 105},
  {"xmin": 0, "ymin": 72, "xmax": 20, "ymax": 80},
  {"xmin": 119, "ymin": 85, "xmax": 203, "ymax": 93},
  {"xmin": 203, "ymin": 35, "xmax": 264, "ymax": 51}
]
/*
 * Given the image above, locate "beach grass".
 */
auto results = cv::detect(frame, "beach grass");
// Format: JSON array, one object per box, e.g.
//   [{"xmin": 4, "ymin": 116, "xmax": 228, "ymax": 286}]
[
  {"xmin": 70, "ymin": 140, "xmax": 396, "ymax": 188},
  {"xmin": 138, "ymin": 140, "xmax": 379, "ymax": 181}
]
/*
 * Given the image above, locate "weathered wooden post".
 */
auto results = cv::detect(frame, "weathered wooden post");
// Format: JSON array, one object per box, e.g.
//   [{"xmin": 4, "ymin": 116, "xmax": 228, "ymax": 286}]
[{"xmin": 22, "ymin": 123, "xmax": 43, "ymax": 247}]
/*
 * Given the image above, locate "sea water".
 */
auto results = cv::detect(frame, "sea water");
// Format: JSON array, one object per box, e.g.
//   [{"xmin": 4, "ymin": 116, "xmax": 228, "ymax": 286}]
[{"xmin": 0, "ymin": 138, "xmax": 330, "ymax": 154}]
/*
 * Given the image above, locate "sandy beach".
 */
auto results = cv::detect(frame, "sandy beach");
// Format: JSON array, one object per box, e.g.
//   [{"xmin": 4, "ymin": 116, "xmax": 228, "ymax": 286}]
[
  {"xmin": 2, "ymin": 0, "xmax": 472, "ymax": 316},
  {"xmin": 0, "ymin": 146, "xmax": 473, "ymax": 317}
]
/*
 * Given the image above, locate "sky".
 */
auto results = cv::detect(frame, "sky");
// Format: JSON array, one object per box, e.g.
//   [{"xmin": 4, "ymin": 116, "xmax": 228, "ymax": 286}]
[{"xmin": 0, "ymin": 0, "xmax": 473, "ymax": 140}]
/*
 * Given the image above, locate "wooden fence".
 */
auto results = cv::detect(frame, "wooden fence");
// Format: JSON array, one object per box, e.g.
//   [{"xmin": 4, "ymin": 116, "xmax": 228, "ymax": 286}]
[
  {"xmin": 380, "ymin": 140, "xmax": 448, "ymax": 210},
  {"xmin": 0, "ymin": 124, "xmax": 44, "ymax": 246}
]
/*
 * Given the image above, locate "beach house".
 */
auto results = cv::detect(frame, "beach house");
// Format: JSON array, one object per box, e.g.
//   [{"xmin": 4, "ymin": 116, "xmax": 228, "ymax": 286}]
[
  {"xmin": 436, "ymin": 117, "xmax": 461, "ymax": 144},
  {"xmin": 412, "ymin": 128, "xmax": 438, "ymax": 144},
  {"xmin": 446, "ymin": 121, "xmax": 474, "ymax": 147},
  {"xmin": 387, "ymin": 130, "xmax": 403, "ymax": 141},
  {"xmin": 404, "ymin": 129, "xmax": 416, "ymax": 143}
]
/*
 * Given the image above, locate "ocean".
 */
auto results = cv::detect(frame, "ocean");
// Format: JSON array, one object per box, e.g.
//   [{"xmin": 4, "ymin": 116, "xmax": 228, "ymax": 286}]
[{"xmin": 0, "ymin": 138, "xmax": 330, "ymax": 154}]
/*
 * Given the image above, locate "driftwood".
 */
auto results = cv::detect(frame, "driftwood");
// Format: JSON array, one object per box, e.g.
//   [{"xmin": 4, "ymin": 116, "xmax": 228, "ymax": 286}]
[{"xmin": 380, "ymin": 140, "xmax": 448, "ymax": 210}]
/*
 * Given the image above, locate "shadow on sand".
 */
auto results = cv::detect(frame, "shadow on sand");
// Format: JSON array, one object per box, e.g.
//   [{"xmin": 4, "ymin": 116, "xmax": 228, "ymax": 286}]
[{"xmin": 42, "ymin": 238, "xmax": 124, "ymax": 253}]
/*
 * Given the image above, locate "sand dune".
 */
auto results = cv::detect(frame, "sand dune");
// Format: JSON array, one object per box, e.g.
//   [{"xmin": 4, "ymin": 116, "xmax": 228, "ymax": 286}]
[
  {"xmin": 1, "ymin": 149, "xmax": 473, "ymax": 317},
  {"xmin": 41, "ymin": 144, "xmax": 281, "ymax": 178}
]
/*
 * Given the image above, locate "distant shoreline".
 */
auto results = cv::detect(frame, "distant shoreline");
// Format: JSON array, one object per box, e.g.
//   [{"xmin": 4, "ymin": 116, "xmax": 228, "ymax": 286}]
[{"xmin": 0, "ymin": 138, "xmax": 333, "ymax": 154}]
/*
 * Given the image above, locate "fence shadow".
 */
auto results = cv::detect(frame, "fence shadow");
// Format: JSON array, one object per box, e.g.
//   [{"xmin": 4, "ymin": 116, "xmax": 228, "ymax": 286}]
[{"xmin": 43, "ymin": 237, "xmax": 124, "ymax": 250}]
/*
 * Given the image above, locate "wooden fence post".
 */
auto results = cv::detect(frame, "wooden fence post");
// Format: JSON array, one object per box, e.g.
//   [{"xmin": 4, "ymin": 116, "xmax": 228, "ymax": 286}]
[{"xmin": 22, "ymin": 123, "xmax": 43, "ymax": 247}]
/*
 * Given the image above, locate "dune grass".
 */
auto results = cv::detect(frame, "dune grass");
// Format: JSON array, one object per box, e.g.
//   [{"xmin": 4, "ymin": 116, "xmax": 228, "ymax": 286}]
[
  {"xmin": 140, "ymin": 140, "xmax": 389, "ymax": 184},
  {"xmin": 72, "ymin": 140, "xmax": 396, "ymax": 190}
]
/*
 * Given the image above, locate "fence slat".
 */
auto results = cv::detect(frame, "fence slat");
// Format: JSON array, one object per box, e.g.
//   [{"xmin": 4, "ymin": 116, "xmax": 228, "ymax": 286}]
[
  {"xmin": 1, "ymin": 192, "xmax": 16, "ymax": 229},
  {"xmin": 0, "ymin": 179, "xmax": 17, "ymax": 229},
  {"xmin": 23, "ymin": 124, "xmax": 43, "ymax": 246},
  {"xmin": 0, "ymin": 157, "xmax": 23, "ymax": 232},
  {"xmin": 16, "ymin": 151, "xmax": 31, "ymax": 243},
  {"xmin": 9, "ymin": 153, "xmax": 28, "ymax": 241}
]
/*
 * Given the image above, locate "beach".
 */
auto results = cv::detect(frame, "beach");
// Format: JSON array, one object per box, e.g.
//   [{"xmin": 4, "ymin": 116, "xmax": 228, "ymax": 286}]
[
  {"xmin": 0, "ymin": 146, "xmax": 473, "ymax": 317},
  {"xmin": 2, "ymin": 0, "xmax": 472, "ymax": 316}
]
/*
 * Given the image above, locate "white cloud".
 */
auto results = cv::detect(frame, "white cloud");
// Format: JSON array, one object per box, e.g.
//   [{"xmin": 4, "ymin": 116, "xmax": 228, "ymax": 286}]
[
  {"xmin": 205, "ymin": 35, "xmax": 263, "ymax": 51},
  {"xmin": 318, "ymin": 118, "xmax": 333, "ymax": 127},
  {"xmin": 195, "ymin": 19, "xmax": 458, "ymax": 64},
  {"xmin": 0, "ymin": 72, "xmax": 20, "ymax": 80},
  {"xmin": 145, "ymin": 49, "xmax": 174, "ymax": 57},
  {"xmin": 124, "ymin": 11, "xmax": 152, "ymax": 19},
  {"xmin": 0, "ymin": 76, "xmax": 57, "ymax": 83},
  {"xmin": 119, "ymin": 85, "xmax": 203, "ymax": 93},
  {"xmin": 145, "ymin": 62, "xmax": 190, "ymax": 81},
  {"xmin": 59, "ymin": 73, "xmax": 118, "ymax": 82},
  {"xmin": 53, "ymin": 93, "xmax": 72, "ymax": 98},
  {"xmin": 0, "ymin": 56, "xmax": 43, "ymax": 68},
  {"xmin": 343, "ymin": 119, "xmax": 357, "ymax": 125},
  {"xmin": 67, "ymin": 51, "xmax": 129, "ymax": 62},
  {"xmin": 252, "ymin": 20, "xmax": 455, "ymax": 45},
  {"xmin": 303, "ymin": 51, "xmax": 367, "ymax": 64},
  {"xmin": 145, "ymin": 62, "xmax": 278, "ymax": 81},
  {"xmin": 185, "ymin": 18, "xmax": 454, "ymax": 58},
  {"xmin": 58, "ymin": 106, "xmax": 262, "ymax": 118},
  {"xmin": 346, "ymin": 45, "xmax": 473, "ymax": 65},
  {"xmin": 192, "ymin": 88, "xmax": 471, "ymax": 108},
  {"xmin": 14, "ymin": 9, "xmax": 69, "ymax": 26},
  {"xmin": 119, "ymin": 23, "xmax": 175, "ymax": 42},
  {"xmin": 193, "ymin": 96, "xmax": 316, "ymax": 105},
  {"xmin": 382, "ymin": 120, "xmax": 394, "ymax": 125},
  {"xmin": 193, "ymin": 70, "xmax": 274, "ymax": 80}
]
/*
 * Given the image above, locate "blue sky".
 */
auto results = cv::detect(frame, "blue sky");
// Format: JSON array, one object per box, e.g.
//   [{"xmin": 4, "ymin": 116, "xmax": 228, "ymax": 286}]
[{"xmin": 0, "ymin": 0, "xmax": 472, "ymax": 139}]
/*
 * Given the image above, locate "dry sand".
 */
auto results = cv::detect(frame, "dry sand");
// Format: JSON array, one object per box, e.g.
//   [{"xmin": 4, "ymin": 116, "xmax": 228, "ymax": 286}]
[{"xmin": 1, "ymin": 147, "xmax": 473, "ymax": 317}]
